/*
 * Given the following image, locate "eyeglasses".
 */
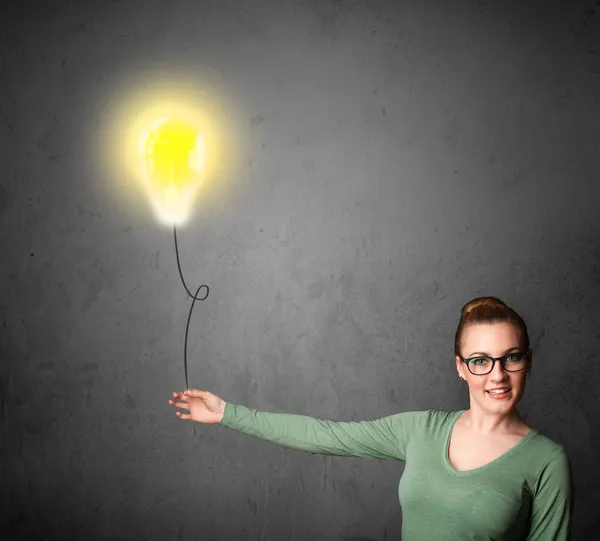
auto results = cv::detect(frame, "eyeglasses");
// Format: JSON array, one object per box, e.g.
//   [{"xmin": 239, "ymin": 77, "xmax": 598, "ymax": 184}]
[{"xmin": 459, "ymin": 352, "xmax": 528, "ymax": 376}]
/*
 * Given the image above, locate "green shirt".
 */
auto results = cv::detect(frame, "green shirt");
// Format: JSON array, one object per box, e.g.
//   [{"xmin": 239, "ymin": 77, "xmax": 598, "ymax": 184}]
[{"xmin": 221, "ymin": 404, "xmax": 572, "ymax": 540}]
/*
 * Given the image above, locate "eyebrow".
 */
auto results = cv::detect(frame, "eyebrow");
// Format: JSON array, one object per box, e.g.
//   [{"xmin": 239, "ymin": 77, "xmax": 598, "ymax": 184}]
[{"xmin": 468, "ymin": 346, "xmax": 521, "ymax": 357}]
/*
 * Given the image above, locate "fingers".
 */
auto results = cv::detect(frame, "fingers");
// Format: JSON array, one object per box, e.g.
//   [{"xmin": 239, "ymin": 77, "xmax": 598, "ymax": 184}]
[
  {"xmin": 168, "ymin": 400, "xmax": 189, "ymax": 410},
  {"xmin": 172, "ymin": 390, "xmax": 205, "ymax": 399},
  {"xmin": 170, "ymin": 390, "xmax": 206, "ymax": 422},
  {"xmin": 183, "ymin": 389, "xmax": 207, "ymax": 398}
]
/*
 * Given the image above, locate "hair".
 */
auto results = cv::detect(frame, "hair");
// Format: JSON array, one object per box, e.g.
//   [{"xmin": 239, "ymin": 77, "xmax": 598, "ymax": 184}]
[{"xmin": 454, "ymin": 296, "xmax": 530, "ymax": 359}]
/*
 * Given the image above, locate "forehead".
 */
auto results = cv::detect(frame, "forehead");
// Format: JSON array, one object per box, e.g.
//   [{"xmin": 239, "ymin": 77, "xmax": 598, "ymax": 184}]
[{"xmin": 462, "ymin": 322, "xmax": 521, "ymax": 350}]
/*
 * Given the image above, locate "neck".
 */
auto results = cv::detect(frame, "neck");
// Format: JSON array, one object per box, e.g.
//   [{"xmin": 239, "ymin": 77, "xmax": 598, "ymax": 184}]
[{"xmin": 462, "ymin": 406, "xmax": 523, "ymax": 435}]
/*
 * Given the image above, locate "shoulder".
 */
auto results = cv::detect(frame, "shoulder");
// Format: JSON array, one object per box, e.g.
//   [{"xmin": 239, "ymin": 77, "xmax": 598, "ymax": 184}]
[
  {"xmin": 380, "ymin": 409, "xmax": 444, "ymax": 431},
  {"xmin": 534, "ymin": 434, "xmax": 570, "ymax": 470},
  {"xmin": 384, "ymin": 408, "xmax": 461, "ymax": 432},
  {"xmin": 533, "ymin": 444, "xmax": 572, "ymax": 499},
  {"xmin": 423, "ymin": 408, "xmax": 463, "ymax": 427},
  {"xmin": 527, "ymin": 430, "xmax": 569, "ymax": 461},
  {"xmin": 522, "ymin": 431, "xmax": 572, "ymax": 494},
  {"xmin": 385, "ymin": 409, "xmax": 457, "ymax": 422}
]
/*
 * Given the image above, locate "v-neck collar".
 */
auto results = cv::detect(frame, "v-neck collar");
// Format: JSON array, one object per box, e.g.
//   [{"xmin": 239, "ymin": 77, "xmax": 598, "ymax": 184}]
[{"xmin": 442, "ymin": 410, "xmax": 538, "ymax": 477}]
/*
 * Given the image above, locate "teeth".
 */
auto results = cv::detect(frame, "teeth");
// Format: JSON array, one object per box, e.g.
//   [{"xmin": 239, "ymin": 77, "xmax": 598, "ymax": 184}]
[{"xmin": 487, "ymin": 389, "xmax": 510, "ymax": 394}]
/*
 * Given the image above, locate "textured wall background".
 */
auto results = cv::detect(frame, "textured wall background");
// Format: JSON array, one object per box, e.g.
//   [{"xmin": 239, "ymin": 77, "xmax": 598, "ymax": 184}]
[{"xmin": 2, "ymin": 0, "xmax": 600, "ymax": 539}]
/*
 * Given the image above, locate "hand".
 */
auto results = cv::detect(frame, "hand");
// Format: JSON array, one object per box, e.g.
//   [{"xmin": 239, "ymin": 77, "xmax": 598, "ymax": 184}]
[{"xmin": 168, "ymin": 389, "xmax": 227, "ymax": 424}]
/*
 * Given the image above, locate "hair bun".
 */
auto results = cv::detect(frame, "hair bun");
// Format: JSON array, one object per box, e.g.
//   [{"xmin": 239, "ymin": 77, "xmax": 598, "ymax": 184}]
[
  {"xmin": 455, "ymin": 296, "xmax": 528, "ymax": 358},
  {"xmin": 462, "ymin": 296, "xmax": 507, "ymax": 316}
]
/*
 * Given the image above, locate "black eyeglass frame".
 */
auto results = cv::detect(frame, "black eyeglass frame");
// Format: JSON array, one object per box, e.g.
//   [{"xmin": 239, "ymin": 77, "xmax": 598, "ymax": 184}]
[{"xmin": 458, "ymin": 351, "xmax": 530, "ymax": 376}]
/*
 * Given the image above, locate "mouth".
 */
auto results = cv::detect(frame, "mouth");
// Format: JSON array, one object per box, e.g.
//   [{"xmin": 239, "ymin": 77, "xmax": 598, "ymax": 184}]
[{"xmin": 486, "ymin": 387, "xmax": 512, "ymax": 399}]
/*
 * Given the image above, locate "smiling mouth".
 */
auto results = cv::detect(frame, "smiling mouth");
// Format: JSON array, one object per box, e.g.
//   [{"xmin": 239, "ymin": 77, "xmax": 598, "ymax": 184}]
[{"xmin": 486, "ymin": 388, "xmax": 512, "ymax": 396}]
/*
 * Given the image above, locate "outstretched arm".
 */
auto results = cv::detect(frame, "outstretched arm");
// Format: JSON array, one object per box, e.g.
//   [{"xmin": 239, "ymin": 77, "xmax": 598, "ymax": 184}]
[
  {"xmin": 169, "ymin": 388, "xmax": 422, "ymax": 461},
  {"xmin": 220, "ymin": 401, "xmax": 417, "ymax": 460}
]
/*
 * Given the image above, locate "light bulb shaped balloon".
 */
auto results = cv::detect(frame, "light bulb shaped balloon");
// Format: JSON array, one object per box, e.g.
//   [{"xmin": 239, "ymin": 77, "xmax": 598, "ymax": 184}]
[{"xmin": 140, "ymin": 117, "xmax": 205, "ymax": 226}]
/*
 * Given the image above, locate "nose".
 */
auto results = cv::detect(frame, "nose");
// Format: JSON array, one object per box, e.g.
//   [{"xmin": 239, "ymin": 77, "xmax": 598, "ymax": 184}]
[{"xmin": 489, "ymin": 360, "xmax": 510, "ymax": 381}]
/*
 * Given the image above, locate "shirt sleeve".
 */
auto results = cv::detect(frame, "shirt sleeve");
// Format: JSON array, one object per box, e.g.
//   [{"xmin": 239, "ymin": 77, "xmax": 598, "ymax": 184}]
[
  {"xmin": 526, "ymin": 446, "xmax": 573, "ymax": 541},
  {"xmin": 220, "ymin": 402, "xmax": 425, "ymax": 460}
]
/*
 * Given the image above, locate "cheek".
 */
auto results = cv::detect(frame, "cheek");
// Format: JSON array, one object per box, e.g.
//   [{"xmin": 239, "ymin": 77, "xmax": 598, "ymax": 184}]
[
  {"xmin": 467, "ymin": 377, "xmax": 487, "ymax": 392},
  {"xmin": 510, "ymin": 375, "xmax": 527, "ymax": 392}
]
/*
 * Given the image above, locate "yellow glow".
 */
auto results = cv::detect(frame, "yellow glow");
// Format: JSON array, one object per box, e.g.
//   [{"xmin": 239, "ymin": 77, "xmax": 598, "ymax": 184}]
[{"xmin": 101, "ymin": 79, "xmax": 237, "ymax": 228}]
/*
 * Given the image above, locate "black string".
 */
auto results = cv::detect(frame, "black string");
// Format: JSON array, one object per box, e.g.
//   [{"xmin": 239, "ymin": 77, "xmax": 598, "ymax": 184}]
[{"xmin": 173, "ymin": 224, "xmax": 209, "ymax": 391}]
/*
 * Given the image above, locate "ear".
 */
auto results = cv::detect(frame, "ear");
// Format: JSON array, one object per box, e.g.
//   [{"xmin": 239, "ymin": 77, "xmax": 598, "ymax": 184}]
[{"xmin": 455, "ymin": 355, "xmax": 464, "ymax": 379}]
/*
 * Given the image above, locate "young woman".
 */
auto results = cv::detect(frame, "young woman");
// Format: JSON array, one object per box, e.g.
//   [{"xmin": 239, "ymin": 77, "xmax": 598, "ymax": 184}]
[{"xmin": 168, "ymin": 296, "xmax": 573, "ymax": 540}]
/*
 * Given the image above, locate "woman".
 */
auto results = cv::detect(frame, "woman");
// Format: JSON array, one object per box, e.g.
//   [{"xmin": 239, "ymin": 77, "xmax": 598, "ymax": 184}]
[{"xmin": 168, "ymin": 296, "xmax": 572, "ymax": 540}]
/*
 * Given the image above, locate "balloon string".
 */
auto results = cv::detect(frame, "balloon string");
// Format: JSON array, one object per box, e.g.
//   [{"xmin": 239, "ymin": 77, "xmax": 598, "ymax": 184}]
[{"xmin": 173, "ymin": 224, "xmax": 209, "ymax": 390}]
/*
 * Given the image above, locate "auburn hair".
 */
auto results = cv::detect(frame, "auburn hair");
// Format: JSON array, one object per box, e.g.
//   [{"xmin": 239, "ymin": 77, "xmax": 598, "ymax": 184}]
[{"xmin": 454, "ymin": 296, "xmax": 530, "ymax": 358}]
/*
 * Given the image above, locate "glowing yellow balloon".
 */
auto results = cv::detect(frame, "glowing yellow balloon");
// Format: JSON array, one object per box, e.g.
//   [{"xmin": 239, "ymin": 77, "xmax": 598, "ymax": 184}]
[
  {"xmin": 138, "ymin": 117, "xmax": 204, "ymax": 225},
  {"xmin": 137, "ymin": 116, "xmax": 205, "ymax": 226}
]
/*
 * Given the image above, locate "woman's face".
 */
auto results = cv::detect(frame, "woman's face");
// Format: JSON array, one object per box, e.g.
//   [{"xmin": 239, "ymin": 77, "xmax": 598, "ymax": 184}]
[{"xmin": 455, "ymin": 322, "xmax": 532, "ymax": 416}]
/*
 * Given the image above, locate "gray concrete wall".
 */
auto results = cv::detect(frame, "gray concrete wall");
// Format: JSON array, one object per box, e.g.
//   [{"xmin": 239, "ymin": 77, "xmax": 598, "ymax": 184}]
[{"xmin": 1, "ymin": 0, "xmax": 599, "ymax": 539}]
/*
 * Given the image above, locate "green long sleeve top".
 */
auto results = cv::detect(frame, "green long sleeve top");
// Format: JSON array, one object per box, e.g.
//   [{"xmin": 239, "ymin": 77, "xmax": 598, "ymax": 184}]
[{"xmin": 221, "ymin": 403, "xmax": 572, "ymax": 541}]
